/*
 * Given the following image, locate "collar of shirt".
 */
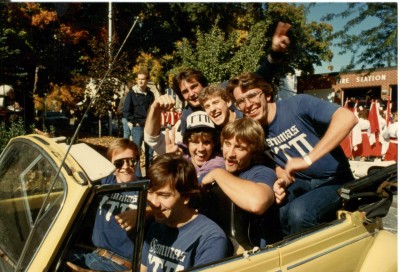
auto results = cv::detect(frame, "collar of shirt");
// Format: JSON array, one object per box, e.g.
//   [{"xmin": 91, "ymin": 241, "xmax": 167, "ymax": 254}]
[{"xmin": 132, "ymin": 85, "xmax": 148, "ymax": 95}]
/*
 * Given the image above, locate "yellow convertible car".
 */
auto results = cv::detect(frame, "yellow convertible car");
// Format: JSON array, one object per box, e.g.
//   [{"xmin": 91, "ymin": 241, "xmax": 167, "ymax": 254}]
[{"xmin": 0, "ymin": 134, "xmax": 397, "ymax": 271}]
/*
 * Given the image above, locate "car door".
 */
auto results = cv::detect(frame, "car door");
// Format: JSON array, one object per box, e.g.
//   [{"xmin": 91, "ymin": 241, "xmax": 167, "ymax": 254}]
[{"xmin": 0, "ymin": 138, "xmax": 69, "ymax": 271}]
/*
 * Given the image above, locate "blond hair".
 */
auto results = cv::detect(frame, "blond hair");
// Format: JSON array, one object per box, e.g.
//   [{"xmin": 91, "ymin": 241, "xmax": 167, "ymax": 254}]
[{"xmin": 221, "ymin": 117, "xmax": 265, "ymax": 155}]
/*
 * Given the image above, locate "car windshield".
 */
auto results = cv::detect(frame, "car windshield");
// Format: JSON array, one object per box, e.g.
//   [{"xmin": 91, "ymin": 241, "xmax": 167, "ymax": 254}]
[{"xmin": 0, "ymin": 141, "xmax": 65, "ymax": 271}]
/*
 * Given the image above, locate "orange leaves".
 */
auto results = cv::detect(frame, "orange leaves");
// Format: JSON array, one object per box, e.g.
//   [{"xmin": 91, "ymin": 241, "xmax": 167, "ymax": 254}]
[
  {"xmin": 132, "ymin": 53, "xmax": 164, "ymax": 84},
  {"xmin": 34, "ymin": 83, "xmax": 85, "ymax": 111},
  {"xmin": 31, "ymin": 10, "xmax": 57, "ymax": 28},
  {"xmin": 57, "ymin": 24, "xmax": 89, "ymax": 44}
]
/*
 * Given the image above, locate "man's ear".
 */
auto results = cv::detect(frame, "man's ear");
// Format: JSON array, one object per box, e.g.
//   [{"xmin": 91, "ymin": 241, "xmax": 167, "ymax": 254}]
[
  {"xmin": 265, "ymin": 94, "xmax": 272, "ymax": 102},
  {"xmin": 227, "ymin": 100, "xmax": 232, "ymax": 107}
]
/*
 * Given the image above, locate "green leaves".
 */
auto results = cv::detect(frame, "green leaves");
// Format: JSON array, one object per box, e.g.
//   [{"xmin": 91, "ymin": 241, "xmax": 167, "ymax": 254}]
[
  {"xmin": 1, "ymin": 2, "xmax": 338, "ymax": 130},
  {"xmin": 322, "ymin": 3, "xmax": 397, "ymax": 71}
]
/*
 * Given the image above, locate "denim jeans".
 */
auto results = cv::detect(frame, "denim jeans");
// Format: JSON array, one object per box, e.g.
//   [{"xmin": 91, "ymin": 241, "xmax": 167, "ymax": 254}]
[
  {"xmin": 279, "ymin": 166, "xmax": 354, "ymax": 236},
  {"xmin": 122, "ymin": 118, "xmax": 131, "ymax": 139},
  {"xmin": 131, "ymin": 126, "xmax": 153, "ymax": 177},
  {"xmin": 66, "ymin": 249, "xmax": 128, "ymax": 271}
]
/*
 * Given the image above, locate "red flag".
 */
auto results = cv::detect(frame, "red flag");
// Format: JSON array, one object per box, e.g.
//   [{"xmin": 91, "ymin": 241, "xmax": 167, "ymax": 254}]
[
  {"xmin": 368, "ymin": 100, "xmax": 379, "ymax": 134},
  {"xmin": 386, "ymin": 96, "xmax": 391, "ymax": 126}
]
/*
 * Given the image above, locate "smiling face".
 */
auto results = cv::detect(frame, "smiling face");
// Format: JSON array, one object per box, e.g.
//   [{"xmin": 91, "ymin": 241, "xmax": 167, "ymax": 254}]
[
  {"xmin": 232, "ymin": 87, "xmax": 270, "ymax": 126},
  {"xmin": 179, "ymin": 79, "xmax": 203, "ymax": 107},
  {"xmin": 111, "ymin": 148, "xmax": 137, "ymax": 183},
  {"xmin": 147, "ymin": 182, "xmax": 189, "ymax": 227},
  {"xmin": 222, "ymin": 136, "xmax": 252, "ymax": 173},
  {"xmin": 202, "ymin": 96, "xmax": 232, "ymax": 127},
  {"xmin": 187, "ymin": 132, "xmax": 215, "ymax": 167}
]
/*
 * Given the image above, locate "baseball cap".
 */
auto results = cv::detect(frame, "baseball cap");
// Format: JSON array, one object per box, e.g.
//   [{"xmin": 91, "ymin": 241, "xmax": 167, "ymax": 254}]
[{"xmin": 186, "ymin": 111, "xmax": 215, "ymax": 131}]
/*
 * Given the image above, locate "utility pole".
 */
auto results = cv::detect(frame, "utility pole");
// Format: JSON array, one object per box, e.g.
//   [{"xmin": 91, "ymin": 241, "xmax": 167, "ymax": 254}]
[
  {"xmin": 108, "ymin": 1, "xmax": 113, "ymax": 68},
  {"xmin": 108, "ymin": 2, "xmax": 113, "ymax": 135}
]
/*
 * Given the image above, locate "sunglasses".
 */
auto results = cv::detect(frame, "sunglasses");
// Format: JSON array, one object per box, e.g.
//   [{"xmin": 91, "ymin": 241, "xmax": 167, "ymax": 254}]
[{"xmin": 113, "ymin": 157, "xmax": 137, "ymax": 169}]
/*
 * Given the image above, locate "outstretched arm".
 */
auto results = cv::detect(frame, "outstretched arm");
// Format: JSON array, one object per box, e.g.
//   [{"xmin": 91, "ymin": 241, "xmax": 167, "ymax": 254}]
[
  {"xmin": 202, "ymin": 168, "xmax": 274, "ymax": 215},
  {"xmin": 283, "ymin": 107, "xmax": 358, "ymax": 184},
  {"xmin": 257, "ymin": 22, "xmax": 291, "ymax": 82}
]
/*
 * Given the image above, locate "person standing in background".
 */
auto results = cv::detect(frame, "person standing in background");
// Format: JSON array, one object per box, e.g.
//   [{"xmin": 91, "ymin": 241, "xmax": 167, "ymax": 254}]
[
  {"xmin": 123, "ymin": 69, "xmax": 155, "ymax": 178},
  {"xmin": 117, "ymin": 81, "xmax": 133, "ymax": 139},
  {"xmin": 353, "ymin": 108, "xmax": 372, "ymax": 161},
  {"xmin": 382, "ymin": 112, "xmax": 398, "ymax": 161},
  {"xmin": 0, "ymin": 85, "xmax": 23, "ymax": 124}
]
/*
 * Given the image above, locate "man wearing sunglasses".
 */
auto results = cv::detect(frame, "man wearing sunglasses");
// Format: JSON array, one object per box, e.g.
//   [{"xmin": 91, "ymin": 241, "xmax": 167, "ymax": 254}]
[
  {"xmin": 226, "ymin": 72, "xmax": 358, "ymax": 236},
  {"xmin": 67, "ymin": 138, "xmax": 141, "ymax": 271}
]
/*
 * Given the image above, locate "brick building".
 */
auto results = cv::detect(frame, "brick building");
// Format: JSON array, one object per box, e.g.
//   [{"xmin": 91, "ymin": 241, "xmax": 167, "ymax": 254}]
[{"xmin": 297, "ymin": 67, "xmax": 398, "ymax": 112}]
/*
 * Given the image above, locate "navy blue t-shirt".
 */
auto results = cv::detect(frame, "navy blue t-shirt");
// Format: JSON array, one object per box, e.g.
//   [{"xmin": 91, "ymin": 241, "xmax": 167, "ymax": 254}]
[
  {"xmin": 142, "ymin": 214, "xmax": 229, "ymax": 271},
  {"xmin": 265, "ymin": 94, "xmax": 349, "ymax": 179},
  {"xmin": 238, "ymin": 164, "xmax": 276, "ymax": 188},
  {"xmin": 91, "ymin": 175, "xmax": 138, "ymax": 260}
]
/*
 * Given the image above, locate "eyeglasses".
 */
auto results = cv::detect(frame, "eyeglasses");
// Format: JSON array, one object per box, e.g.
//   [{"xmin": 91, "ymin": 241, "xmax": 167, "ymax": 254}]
[
  {"xmin": 113, "ymin": 157, "xmax": 137, "ymax": 169},
  {"xmin": 234, "ymin": 91, "xmax": 264, "ymax": 110}
]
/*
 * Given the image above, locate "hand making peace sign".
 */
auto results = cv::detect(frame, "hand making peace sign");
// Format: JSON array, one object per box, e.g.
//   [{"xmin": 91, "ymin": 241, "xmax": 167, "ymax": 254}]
[{"xmin": 165, "ymin": 126, "xmax": 183, "ymax": 155}]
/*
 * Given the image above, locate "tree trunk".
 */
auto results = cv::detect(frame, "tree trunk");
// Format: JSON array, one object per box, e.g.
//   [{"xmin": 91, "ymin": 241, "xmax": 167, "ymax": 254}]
[{"xmin": 98, "ymin": 117, "xmax": 102, "ymax": 137}]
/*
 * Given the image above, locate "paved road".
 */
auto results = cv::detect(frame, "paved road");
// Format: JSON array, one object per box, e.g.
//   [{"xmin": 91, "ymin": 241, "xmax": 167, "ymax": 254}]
[{"xmin": 383, "ymin": 194, "xmax": 397, "ymax": 234}]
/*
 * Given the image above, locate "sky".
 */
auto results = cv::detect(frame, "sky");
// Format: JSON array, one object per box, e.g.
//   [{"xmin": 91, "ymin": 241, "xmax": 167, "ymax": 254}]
[{"xmin": 305, "ymin": 2, "xmax": 383, "ymax": 74}]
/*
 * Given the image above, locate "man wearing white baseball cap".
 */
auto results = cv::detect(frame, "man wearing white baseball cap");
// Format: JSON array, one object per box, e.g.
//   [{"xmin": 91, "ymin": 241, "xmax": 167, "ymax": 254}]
[{"xmin": 165, "ymin": 111, "xmax": 224, "ymax": 183}]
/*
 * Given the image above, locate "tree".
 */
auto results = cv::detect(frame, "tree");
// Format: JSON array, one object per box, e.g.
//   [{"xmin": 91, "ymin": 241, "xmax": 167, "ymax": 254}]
[
  {"xmin": 1, "ymin": 2, "xmax": 96, "ymax": 127},
  {"xmin": 2, "ymin": 2, "xmax": 335, "ymax": 133},
  {"xmin": 321, "ymin": 3, "xmax": 397, "ymax": 71},
  {"xmin": 171, "ymin": 3, "xmax": 334, "ymax": 83},
  {"xmin": 173, "ymin": 21, "xmax": 267, "ymax": 83},
  {"xmin": 132, "ymin": 52, "xmax": 164, "ymax": 93},
  {"xmin": 265, "ymin": 3, "xmax": 334, "ymax": 77},
  {"xmin": 82, "ymin": 37, "xmax": 131, "ymax": 137}
]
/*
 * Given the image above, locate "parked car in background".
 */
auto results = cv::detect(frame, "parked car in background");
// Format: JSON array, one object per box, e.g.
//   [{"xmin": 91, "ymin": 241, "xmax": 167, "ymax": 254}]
[
  {"xmin": 0, "ymin": 134, "xmax": 397, "ymax": 271},
  {"xmin": 43, "ymin": 111, "xmax": 70, "ymax": 129}
]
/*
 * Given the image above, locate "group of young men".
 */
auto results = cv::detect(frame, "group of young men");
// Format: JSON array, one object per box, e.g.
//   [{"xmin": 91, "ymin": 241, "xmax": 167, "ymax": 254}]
[{"xmin": 66, "ymin": 21, "xmax": 359, "ymax": 272}]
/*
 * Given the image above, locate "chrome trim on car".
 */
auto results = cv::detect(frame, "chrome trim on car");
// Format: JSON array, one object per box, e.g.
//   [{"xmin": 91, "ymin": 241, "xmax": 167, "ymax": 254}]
[{"xmin": 286, "ymin": 232, "xmax": 375, "ymax": 270}]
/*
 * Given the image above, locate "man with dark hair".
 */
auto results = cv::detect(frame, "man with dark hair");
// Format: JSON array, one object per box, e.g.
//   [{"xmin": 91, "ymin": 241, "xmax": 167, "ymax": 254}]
[
  {"xmin": 144, "ymin": 22, "xmax": 291, "ymax": 153},
  {"xmin": 144, "ymin": 68, "xmax": 207, "ymax": 152},
  {"xmin": 171, "ymin": 68, "xmax": 209, "ymax": 136},
  {"xmin": 123, "ymin": 69, "xmax": 155, "ymax": 177},
  {"xmin": 226, "ymin": 72, "xmax": 358, "ymax": 235},
  {"xmin": 141, "ymin": 153, "xmax": 229, "ymax": 272}
]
